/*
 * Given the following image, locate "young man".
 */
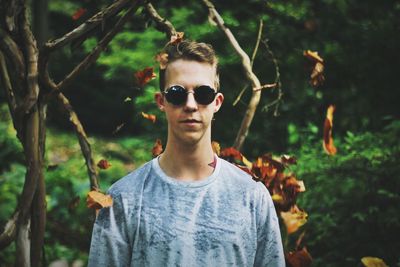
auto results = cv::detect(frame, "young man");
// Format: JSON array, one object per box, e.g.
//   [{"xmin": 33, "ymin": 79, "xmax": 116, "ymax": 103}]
[{"xmin": 88, "ymin": 40, "xmax": 285, "ymax": 266}]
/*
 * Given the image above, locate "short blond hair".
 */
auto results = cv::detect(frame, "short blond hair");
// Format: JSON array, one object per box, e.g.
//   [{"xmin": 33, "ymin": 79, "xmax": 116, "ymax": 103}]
[{"xmin": 159, "ymin": 40, "xmax": 219, "ymax": 91}]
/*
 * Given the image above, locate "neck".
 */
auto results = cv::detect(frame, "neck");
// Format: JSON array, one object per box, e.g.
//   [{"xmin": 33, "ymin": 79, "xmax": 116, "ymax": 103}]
[{"xmin": 159, "ymin": 139, "xmax": 216, "ymax": 181}]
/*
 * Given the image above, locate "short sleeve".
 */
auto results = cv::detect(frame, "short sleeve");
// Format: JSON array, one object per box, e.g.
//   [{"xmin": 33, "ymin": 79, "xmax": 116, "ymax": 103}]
[
  {"xmin": 88, "ymin": 193, "xmax": 132, "ymax": 267},
  {"xmin": 253, "ymin": 182, "xmax": 285, "ymax": 267}
]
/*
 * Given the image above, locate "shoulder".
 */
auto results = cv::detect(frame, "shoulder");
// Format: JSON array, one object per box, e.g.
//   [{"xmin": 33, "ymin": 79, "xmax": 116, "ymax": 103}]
[
  {"xmin": 219, "ymin": 157, "xmax": 261, "ymax": 189},
  {"xmin": 107, "ymin": 160, "xmax": 153, "ymax": 196}
]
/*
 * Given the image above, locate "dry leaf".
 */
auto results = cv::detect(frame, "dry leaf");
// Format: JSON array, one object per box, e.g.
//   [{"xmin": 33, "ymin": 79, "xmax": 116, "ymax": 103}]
[
  {"xmin": 135, "ymin": 67, "xmax": 156, "ymax": 87},
  {"xmin": 170, "ymin": 32, "xmax": 184, "ymax": 45},
  {"xmin": 152, "ymin": 139, "xmax": 163, "ymax": 157},
  {"xmin": 97, "ymin": 159, "xmax": 111, "ymax": 169},
  {"xmin": 281, "ymin": 206, "xmax": 308, "ymax": 234},
  {"xmin": 141, "ymin": 112, "xmax": 156, "ymax": 123},
  {"xmin": 155, "ymin": 52, "xmax": 169, "ymax": 70},
  {"xmin": 72, "ymin": 8, "xmax": 87, "ymax": 20},
  {"xmin": 323, "ymin": 105, "xmax": 337, "ymax": 155},
  {"xmin": 211, "ymin": 141, "xmax": 221, "ymax": 156},
  {"xmin": 361, "ymin": 257, "xmax": 388, "ymax": 267},
  {"xmin": 286, "ymin": 247, "xmax": 313, "ymax": 267},
  {"xmin": 86, "ymin": 191, "xmax": 113, "ymax": 209},
  {"xmin": 304, "ymin": 50, "xmax": 325, "ymax": 87}
]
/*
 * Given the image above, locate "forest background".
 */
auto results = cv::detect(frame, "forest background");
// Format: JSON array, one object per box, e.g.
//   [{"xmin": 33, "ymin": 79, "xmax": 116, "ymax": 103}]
[{"xmin": 0, "ymin": 0, "xmax": 399, "ymax": 266}]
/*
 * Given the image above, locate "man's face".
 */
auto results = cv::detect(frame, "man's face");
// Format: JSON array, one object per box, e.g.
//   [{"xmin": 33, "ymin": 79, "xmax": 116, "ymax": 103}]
[{"xmin": 155, "ymin": 59, "xmax": 224, "ymax": 146}]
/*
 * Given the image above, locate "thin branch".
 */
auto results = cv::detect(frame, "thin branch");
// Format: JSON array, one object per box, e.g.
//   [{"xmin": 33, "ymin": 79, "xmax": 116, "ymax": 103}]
[
  {"xmin": 202, "ymin": 0, "xmax": 262, "ymax": 151},
  {"xmin": 56, "ymin": 3, "xmax": 139, "ymax": 92},
  {"xmin": 261, "ymin": 39, "xmax": 283, "ymax": 116},
  {"xmin": 56, "ymin": 93, "xmax": 99, "ymax": 190},
  {"xmin": 144, "ymin": 3, "xmax": 177, "ymax": 39},
  {"xmin": 0, "ymin": 28, "xmax": 26, "ymax": 96},
  {"xmin": 43, "ymin": 0, "xmax": 132, "ymax": 52},
  {"xmin": 233, "ymin": 19, "xmax": 263, "ymax": 107},
  {"xmin": 17, "ymin": 7, "xmax": 39, "ymax": 116},
  {"xmin": 0, "ymin": 212, "xmax": 18, "ymax": 249},
  {"xmin": 251, "ymin": 19, "xmax": 263, "ymax": 68},
  {"xmin": 0, "ymin": 51, "xmax": 17, "ymax": 118}
]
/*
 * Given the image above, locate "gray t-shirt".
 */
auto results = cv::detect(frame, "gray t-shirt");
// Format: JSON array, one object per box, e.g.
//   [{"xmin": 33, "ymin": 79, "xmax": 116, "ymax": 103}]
[{"xmin": 88, "ymin": 156, "xmax": 285, "ymax": 267}]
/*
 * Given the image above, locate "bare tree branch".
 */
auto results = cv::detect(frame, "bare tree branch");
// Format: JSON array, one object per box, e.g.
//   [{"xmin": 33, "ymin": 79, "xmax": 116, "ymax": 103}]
[
  {"xmin": 0, "ymin": 51, "xmax": 17, "ymax": 118},
  {"xmin": 56, "ymin": 3, "xmax": 139, "ymax": 92},
  {"xmin": 56, "ymin": 93, "xmax": 100, "ymax": 190},
  {"xmin": 144, "ymin": 3, "xmax": 177, "ymax": 39},
  {"xmin": 261, "ymin": 39, "xmax": 283, "ymax": 116},
  {"xmin": 0, "ymin": 28, "xmax": 26, "ymax": 96},
  {"xmin": 201, "ymin": 0, "xmax": 262, "ymax": 151},
  {"xmin": 233, "ymin": 19, "xmax": 264, "ymax": 107},
  {"xmin": 43, "ymin": 0, "xmax": 133, "ymax": 52},
  {"xmin": 251, "ymin": 19, "xmax": 264, "ymax": 68},
  {"xmin": 0, "ymin": 212, "xmax": 18, "ymax": 249}
]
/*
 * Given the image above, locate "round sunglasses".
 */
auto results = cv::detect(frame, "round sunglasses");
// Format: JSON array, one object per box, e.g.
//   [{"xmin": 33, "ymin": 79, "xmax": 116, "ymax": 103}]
[{"xmin": 163, "ymin": 85, "xmax": 217, "ymax": 106}]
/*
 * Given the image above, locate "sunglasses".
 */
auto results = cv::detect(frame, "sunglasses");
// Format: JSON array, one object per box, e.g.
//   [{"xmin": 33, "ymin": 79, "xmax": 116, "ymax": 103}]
[{"xmin": 163, "ymin": 85, "xmax": 217, "ymax": 106}]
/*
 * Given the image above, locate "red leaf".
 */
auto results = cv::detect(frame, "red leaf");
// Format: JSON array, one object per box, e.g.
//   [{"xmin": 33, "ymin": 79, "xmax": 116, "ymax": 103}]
[
  {"xmin": 152, "ymin": 139, "xmax": 163, "ymax": 157},
  {"xmin": 286, "ymin": 247, "xmax": 313, "ymax": 267},
  {"xmin": 97, "ymin": 159, "xmax": 111, "ymax": 170},
  {"xmin": 72, "ymin": 8, "xmax": 87, "ymax": 20},
  {"xmin": 135, "ymin": 67, "xmax": 156, "ymax": 87}
]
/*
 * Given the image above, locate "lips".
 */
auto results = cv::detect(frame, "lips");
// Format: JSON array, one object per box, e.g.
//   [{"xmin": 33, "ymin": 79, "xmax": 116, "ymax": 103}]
[{"xmin": 180, "ymin": 119, "xmax": 201, "ymax": 123}]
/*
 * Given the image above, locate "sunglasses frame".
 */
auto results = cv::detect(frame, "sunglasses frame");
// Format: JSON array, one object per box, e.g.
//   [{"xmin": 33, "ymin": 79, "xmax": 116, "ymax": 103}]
[{"xmin": 163, "ymin": 85, "xmax": 217, "ymax": 106}]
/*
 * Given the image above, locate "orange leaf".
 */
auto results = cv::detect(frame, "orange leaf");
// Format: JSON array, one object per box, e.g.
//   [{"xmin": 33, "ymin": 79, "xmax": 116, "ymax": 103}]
[
  {"xmin": 135, "ymin": 67, "xmax": 156, "ymax": 87},
  {"xmin": 361, "ymin": 257, "xmax": 388, "ymax": 267},
  {"xmin": 211, "ymin": 141, "xmax": 221, "ymax": 156},
  {"xmin": 170, "ymin": 32, "xmax": 184, "ymax": 45},
  {"xmin": 155, "ymin": 52, "xmax": 169, "ymax": 70},
  {"xmin": 97, "ymin": 159, "xmax": 111, "ymax": 170},
  {"xmin": 323, "ymin": 105, "xmax": 337, "ymax": 155},
  {"xmin": 86, "ymin": 191, "xmax": 113, "ymax": 210},
  {"xmin": 303, "ymin": 50, "xmax": 323, "ymax": 63},
  {"xmin": 280, "ymin": 206, "xmax": 308, "ymax": 234},
  {"xmin": 286, "ymin": 247, "xmax": 313, "ymax": 267},
  {"xmin": 152, "ymin": 139, "xmax": 163, "ymax": 157},
  {"xmin": 141, "ymin": 112, "xmax": 156, "ymax": 123},
  {"xmin": 72, "ymin": 8, "xmax": 87, "ymax": 20},
  {"xmin": 304, "ymin": 50, "xmax": 325, "ymax": 87}
]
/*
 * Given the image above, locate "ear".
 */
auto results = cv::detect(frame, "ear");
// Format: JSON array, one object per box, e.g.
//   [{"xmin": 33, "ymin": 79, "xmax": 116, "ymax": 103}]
[
  {"xmin": 155, "ymin": 92, "xmax": 165, "ymax": 111},
  {"xmin": 213, "ymin": 93, "xmax": 224, "ymax": 113}
]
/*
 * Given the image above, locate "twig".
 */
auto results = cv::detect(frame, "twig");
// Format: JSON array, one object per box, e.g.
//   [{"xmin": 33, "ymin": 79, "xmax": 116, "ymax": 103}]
[
  {"xmin": 233, "ymin": 19, "xmax": 263, "ymax": 107},
  {"xmin": 261, "ymin": 39, "xmax": 283, "ymax": 116},
  {"xmin": 0, "ymin": 212, "xmax": 18, "ymax": 249},
  {"xmin": 202, "ymin": 0, "xmax": 262, "ymax": 151},
  {"xmin": 144, "ymin": 3, "xmax": 177, "ymax": 39},
  {"xmin": 56, "ymin": 3, "xmax": 139, "ymax": 91},
  {"xmin": 251, "ymin": 19, "xmax": 263, "ymax": 67},
  {"xmin": 55, "ymin": 93, "xmax": 100, "ymax": 190},
  {"xmin": 43, "ymin": 0, "xmax": 132, "ymax": 52}
]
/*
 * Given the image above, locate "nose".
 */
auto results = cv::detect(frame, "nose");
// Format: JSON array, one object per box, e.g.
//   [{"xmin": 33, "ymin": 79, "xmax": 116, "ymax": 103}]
[{"xmin": 183, "ymin": 91, "xmax": 198, "ymax": 112}]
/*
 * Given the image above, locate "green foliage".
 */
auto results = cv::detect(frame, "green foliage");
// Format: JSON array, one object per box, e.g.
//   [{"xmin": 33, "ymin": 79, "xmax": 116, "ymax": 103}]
[{"xmin": 289, "ymin": 120, "xmax": 400, "ymax": 267}]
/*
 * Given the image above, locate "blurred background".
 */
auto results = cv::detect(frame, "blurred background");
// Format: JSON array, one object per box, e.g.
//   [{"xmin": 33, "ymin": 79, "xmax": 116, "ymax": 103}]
[{"xmin": 0, "ymin": 0, "xmax": 399, "ymax": 266}]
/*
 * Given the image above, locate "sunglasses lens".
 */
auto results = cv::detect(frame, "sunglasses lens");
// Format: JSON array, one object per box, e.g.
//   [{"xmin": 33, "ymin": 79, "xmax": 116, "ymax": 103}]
[
  {"xmin": 194, "ymin": 85, "xmax": 216, "ymax": 105},
  {"xmin": 164, "ymin": 85, "xmax": 216, "ymax": 105},
  {"xmin": 165, "ymin": 85, "xmax": 187, "ymax": 105}
]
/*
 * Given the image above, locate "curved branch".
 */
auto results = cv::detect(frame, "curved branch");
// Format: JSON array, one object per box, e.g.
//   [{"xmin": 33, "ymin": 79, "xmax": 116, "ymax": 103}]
[
  {"xmin": 56, "ymin": 93, "xmax": 99, "ymax": 190},
  {"xmin": 0, "ymin": 212, "xmax": 18, "ymax": 249},
  {"xmin": 0, "ymin": 28, "xmax": 26, "ymax": 96},
  {"xmin": 201, "ymin": 0, "xmax": 262, "ymax": 151},
  {"xmin": 56, "ymin": 2, "xmax": 139, "ymax": 92},
  {"xmin": 43, "ymin": 0, "xmax": 133, "ymax": 52},
  {"xmin": 144, "ymin": 3, "xmax": 177, "ymax": 39}
]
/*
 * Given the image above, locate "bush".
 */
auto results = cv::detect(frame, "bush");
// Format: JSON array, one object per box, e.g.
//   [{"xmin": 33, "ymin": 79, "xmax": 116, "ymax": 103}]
[{"xmin": 290, "ymin": 120, "xmax": 400, "ymax": 267}]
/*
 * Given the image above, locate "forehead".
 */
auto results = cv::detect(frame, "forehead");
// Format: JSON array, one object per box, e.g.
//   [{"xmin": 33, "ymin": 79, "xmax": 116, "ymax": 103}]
[{"xmin": 164, "ymin": 59, "xmax": 216, "ymax": 88}]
